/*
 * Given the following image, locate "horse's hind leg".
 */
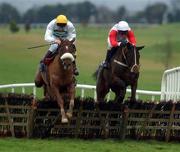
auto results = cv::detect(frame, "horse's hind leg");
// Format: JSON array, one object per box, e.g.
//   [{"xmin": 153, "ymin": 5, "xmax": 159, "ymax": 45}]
[
  {"xmin": 43, "ymin": 85, "xmax": 52, "ymax": 100},
  {"xmin": 34, "ymin": 68, "xmax": 44, "ymax": 87},
  {"xmin": 130, "ymin": 82, "xmax": 137, "ymax": 102},
  {"xmin": 96, "ymin": 81, "xmax": 109, "ymax": 103},
  {"xmin": 95, "ymin": 66, "xmax": 108, "ymax": 102}
]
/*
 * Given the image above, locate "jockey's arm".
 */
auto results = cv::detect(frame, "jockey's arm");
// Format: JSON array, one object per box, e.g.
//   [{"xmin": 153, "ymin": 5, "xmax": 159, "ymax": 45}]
[
  {"xmin": 44, "ymin": 20, "xmax": 56, "ymax": 43},
  {"xmin": 67, "ymin": 22, "xmax": 76, "ymax": 42},
  {"xmin": 109, "ymin": 30, "xmax": 119, "ymax": 47},
  {"xmin": 127, "ymin": 30, "xmax": 136, "ymax": 46}
]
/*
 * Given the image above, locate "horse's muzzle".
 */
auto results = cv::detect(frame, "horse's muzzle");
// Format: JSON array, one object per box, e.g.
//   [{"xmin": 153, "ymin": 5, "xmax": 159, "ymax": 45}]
[
  {"xmin": 62, "ymin": 61, "xmax": 72, "ymax": 70},
  {"xmin": 131, "ymin": 64, "xmax": 140, "ymax": 73}
]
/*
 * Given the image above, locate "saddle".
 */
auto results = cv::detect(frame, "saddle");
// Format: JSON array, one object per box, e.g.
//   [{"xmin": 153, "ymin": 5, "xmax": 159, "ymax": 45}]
[{"xmin": 44, "ymin": 53, "xmax": 57, "ymax": 65}]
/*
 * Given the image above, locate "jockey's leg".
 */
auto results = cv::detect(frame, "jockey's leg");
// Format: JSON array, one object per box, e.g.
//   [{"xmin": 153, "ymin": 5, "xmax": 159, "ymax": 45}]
[
  {"xmin": 40, "ymin": 50, "xmax": 53, "ymax": 72},
  {"xmin": 40, "ymin": 43, "xmax": 58, "ymax": 72},
  {"xmin": 103, "ymin": 47, "xmax": 117, "ymax": 69}
]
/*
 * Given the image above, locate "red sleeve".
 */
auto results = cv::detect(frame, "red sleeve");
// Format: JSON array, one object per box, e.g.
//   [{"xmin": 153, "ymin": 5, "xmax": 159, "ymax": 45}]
[
  {"xmin": 127, "ymin": 30, "xmax": 136, "ymax": 45},
  {"xmin": 109, "ymin": 30, "xmax": 118, "ymax": 47}
]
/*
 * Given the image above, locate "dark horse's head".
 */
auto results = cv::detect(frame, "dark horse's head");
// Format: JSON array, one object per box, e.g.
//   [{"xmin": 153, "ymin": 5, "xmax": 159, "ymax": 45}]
[
  {"xmin": 116, "ymin": 43, "xmax": 144, "ymax": 73},
  {"xmin": 57, "ymin": 39, "xmax": 76, "ymax": 70}
]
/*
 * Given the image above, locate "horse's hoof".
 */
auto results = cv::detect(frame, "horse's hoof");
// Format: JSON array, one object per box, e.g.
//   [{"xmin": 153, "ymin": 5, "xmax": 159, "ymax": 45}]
[
  {"xmin": 66, "ymin": 112, "xmax": 73, "ymax": 119},
  {"xmin": 61, "ymin": 118, "xmax": 68, "ymax": 123}
]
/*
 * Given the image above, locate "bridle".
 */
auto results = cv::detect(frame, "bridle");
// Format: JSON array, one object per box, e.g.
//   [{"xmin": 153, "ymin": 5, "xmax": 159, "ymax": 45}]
[
  {"xmin": 58, "ymin": 43, "xmax": 75, "ymax": 69},
  {"xmin": 130, "ymin": 47, "xmax": 139, "ymax": 73},
  {"xmin": 113, "ymin": 45, "xmax": 139, "ymax": 73}
]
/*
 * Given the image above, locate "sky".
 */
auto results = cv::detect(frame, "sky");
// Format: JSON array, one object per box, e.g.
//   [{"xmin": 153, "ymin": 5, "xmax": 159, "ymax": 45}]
[{"xmin": 0, "ymin": 0, "xmax": 171, "ymax": 14}]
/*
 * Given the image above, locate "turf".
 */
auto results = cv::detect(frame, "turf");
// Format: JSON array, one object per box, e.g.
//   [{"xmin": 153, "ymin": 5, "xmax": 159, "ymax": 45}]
[{"xmin": 0, "ymin": 138, "xmax": 179, "ymax": 152}]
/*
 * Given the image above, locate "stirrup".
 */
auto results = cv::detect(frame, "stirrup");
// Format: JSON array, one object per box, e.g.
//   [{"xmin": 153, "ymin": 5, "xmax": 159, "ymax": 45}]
[{"xmin": 103, "ymin": 62, "xmax": 109, "ymax": 69}]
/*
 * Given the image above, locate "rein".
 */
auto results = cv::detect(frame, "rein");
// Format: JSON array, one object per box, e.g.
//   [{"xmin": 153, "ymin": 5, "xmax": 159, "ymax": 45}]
[
  {"xmin": 130, "ymin": 47, "xmax": 138, "ymax": 72},
  {"xmin": 113, "ymin": 47, "xmax": 128, "ymax": 68},
  {"xmin": 113, "ymin": 59, "xmax": 128, "ymax": 67},
  {"xmin": 58, "ymin": 43, "xmax": 75, "ymax": 70},
  {"xmin": 113, "ymin": 45, "xmax": 138, "ymax": 72}
]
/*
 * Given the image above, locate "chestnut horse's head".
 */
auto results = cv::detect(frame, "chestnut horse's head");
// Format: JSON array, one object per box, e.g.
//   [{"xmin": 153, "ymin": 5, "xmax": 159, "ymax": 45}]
[{"xmin": 58, "ymin": 39, "xmax": 76, "ymax": 70}]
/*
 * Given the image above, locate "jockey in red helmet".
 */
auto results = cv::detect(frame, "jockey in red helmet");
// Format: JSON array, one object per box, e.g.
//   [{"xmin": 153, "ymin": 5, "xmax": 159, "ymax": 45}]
[{"xmin": 103, "ymin": 21, "xmax": 136, "ymax": 68}]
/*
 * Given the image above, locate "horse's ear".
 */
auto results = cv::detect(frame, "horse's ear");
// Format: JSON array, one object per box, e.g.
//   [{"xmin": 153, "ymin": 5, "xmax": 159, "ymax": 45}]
[{"xmin": 136, "ymin": 46, "xmax": 145, "ymax": 51}]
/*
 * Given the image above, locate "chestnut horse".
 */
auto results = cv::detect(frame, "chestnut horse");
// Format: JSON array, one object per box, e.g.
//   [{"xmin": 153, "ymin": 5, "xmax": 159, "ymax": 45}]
[
  {"xmin": 95, "ymin": 43, "xmax": 144, "ymax": 103},
  {"xmin": 34, "ymin": 40, "xmax": 76, "ymax": 123}
]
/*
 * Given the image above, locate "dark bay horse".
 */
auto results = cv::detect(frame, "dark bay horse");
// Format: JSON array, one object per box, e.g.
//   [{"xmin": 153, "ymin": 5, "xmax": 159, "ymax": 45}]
[
  {"xmin": 95, "ymin": 43, "xmax": 144, "ymax": 103},
  {"xmin": 34, "ymin": 40, "xmax": 76, "ymax": 123}
]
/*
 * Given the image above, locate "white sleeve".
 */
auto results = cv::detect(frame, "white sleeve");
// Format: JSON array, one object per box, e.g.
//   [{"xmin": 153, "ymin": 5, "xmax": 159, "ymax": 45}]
[
  {"xmin": 44, "ymin": 20, "xmax": 56, "ymax": 43},
  {"xmin": 67, "ymin": 22, "xmax": 76, "ymax": 41}
]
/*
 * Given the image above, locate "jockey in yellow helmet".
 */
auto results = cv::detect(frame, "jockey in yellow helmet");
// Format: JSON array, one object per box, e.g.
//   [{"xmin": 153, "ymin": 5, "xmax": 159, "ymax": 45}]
[{"xmin": 40, "ymin": 14, "xmax": 79, "ymax": 75}]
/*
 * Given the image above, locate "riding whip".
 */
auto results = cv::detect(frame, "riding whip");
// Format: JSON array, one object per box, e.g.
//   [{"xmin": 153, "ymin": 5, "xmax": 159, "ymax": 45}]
[{"xmin": 27, "ymin": 42, "xmax": 55, "ymax": 49}]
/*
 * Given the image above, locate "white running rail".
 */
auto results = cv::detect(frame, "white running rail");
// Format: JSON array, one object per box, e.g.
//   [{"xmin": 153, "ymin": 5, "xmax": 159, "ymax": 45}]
[
  {"xmin": 0, "ymin": 83, "xmax": 161, "ymax": 101},
  {"xmin": 161, "ymin": 67, "xmax": 180, "ymax": 102}
]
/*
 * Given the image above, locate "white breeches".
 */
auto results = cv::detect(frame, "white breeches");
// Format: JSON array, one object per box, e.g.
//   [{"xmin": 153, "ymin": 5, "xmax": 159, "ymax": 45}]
[{"xmin": 49, "ymin": 43, "xmax": 59, "ymax": 52}]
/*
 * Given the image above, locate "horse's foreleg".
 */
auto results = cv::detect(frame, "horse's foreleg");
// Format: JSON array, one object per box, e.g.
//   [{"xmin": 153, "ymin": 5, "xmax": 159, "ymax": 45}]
[
  {"xmin": 114, "ymin": 88, "xmax": 126, "ymax": 103},
  {"xmin": 111, "ymin": 77, "xmax": 126, "ymax": 103},
  {"xmin": 130, "ymin": 82, "xmax": 137, "ymax": 102},
  {"xmin": 66, "ymin": 84, "xmax": 75, "ymax": 119},
  {"xmin": 52, "ymin": 86, "xmax": 68, "ymax": 123}
]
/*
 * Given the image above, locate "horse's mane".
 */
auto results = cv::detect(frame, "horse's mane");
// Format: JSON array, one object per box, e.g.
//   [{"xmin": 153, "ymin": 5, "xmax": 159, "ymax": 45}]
[{"xmin": 57, "ymin": 39, "xmax": 76, "ymax": 55}]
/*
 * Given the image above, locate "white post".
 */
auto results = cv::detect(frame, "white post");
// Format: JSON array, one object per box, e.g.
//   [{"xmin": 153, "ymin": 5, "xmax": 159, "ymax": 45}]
[
  {"xmin": 11, "ymin": 87, "xmax": 14, "ymax": 93},
  {"xmin": 22, "ymin": 87, "xmax": 25, "ymax": 94},
  {"xmin": 81, "ymin": 88, "xmax": 84, "ymax": 99},
  {"xmin": 94, "ymin": 89, "xmax": 97, "ymax": 100},
  {"xmin": 33, "ymin": 87, "xmax": 36, "ymax": 98},
  {"xmin": 151, "ymin": 95, "xmax": 155, "ymax": 102}
]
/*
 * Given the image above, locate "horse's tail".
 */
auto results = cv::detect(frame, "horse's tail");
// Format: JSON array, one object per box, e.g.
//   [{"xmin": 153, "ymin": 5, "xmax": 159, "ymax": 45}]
[{"xmin": 92, "ymin": 66, "xmax": 99, "ymax": 80}]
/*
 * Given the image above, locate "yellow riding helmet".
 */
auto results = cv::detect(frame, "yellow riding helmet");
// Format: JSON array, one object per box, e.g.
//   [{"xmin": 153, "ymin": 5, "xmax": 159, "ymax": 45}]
[{"xmin": 56, "ymin": 15, "xmax": 68, "ymax": 24}]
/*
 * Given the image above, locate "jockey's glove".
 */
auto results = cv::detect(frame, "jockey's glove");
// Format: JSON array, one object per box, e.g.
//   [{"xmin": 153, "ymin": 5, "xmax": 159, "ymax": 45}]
[
  {"xmin": 118, "ymin": 39, "xmax": 128, "ymax": 47},
  {"xmin": 121, "ymin": 39, "xmax": 128, "ymax": 45}
]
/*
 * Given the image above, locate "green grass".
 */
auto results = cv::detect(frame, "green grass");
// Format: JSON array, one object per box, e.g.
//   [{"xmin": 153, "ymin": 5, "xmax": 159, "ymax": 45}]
[
  {"xmin": 0, "ymin": 23, "xmax": 180, "ymax": 94},
  {"xmin": 0, "ymin": 138, "xmax": 179, "ymax": 152}
]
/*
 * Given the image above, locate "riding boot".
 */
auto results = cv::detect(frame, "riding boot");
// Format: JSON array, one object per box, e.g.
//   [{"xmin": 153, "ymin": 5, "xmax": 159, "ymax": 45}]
[
  {"xmin": 73, "ymin": 61, "xmax": 79, "ymax": 76},
  {"xmin": 40, "ymin": 50, "xmax": 53, "ymax": 72},
  {"xmin": 103, "ymin": 47, "xmax": 117, "ymax": 69},
  {"xmin": 103, "ymin": 50, "xmax": 111, "ymax": 69}
]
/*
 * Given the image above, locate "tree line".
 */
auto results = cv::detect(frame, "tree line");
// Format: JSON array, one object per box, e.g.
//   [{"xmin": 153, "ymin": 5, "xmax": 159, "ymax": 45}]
[{"xmin": 0, "ymin": 0, "xmax": 180, "ymax": 24}]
